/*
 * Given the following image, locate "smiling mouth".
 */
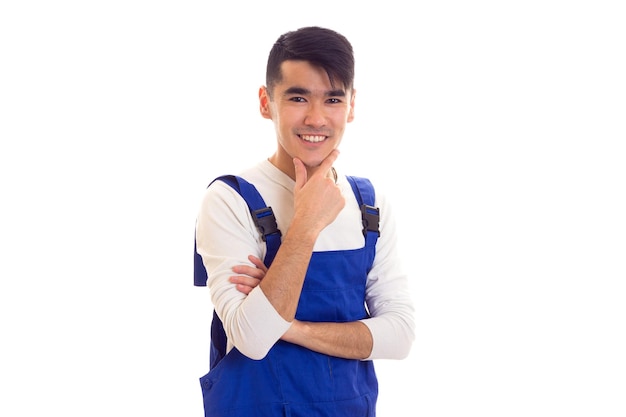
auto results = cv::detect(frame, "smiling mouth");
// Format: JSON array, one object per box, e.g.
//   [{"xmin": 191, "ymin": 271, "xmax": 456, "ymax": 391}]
[{"xmin": 299, "ymin": 134, "xmax": 327, "ymax": 143}]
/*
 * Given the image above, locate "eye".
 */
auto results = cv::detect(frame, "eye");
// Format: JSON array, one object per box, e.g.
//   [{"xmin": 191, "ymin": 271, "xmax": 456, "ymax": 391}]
[
  {"xmin": 289, "ymin": 97, "xmax": 307, "ymax": 103},
  {"xmin": 327, "ymin": 98, "xmax": 343, "ymax": 104}
]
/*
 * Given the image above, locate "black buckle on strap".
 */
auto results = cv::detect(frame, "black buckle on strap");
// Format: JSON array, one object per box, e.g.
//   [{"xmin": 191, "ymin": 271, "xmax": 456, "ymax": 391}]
[
  {"xmin": 361, "ymin": 204, "xmax": 380, "ymax": 237},
  {"xmin": 252, "ymin": 207, "xmax": 281, "ymax": 241}
]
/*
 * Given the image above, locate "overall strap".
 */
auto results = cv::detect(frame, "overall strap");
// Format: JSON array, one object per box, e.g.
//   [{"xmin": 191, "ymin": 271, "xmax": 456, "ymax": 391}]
[
  {"xmin": 346, "ymin": 176, "xmax": 380, "ymax": 249},
  {"xmin": 194, "ymin": 175, "xmax": 282, "ymax": 370},
  {"xmin": 193, "ymin": 175, "xmax": 282, "ymax": 287}
]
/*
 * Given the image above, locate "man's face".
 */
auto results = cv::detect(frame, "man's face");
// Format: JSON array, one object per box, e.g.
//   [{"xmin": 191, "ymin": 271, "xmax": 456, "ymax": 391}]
[{"xmin": 259, "ymin": 60, "xmax": 355, "ymax": 176}]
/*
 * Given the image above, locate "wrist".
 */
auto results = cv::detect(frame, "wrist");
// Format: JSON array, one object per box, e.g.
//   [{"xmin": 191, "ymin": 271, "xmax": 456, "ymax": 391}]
[
  {"xmin": 281, "ymin": 319, "xmax": 305, "ymax": 343},
  {"xmin": 284, "ymin": 220, "xmax": 319, "ymax": 245}
]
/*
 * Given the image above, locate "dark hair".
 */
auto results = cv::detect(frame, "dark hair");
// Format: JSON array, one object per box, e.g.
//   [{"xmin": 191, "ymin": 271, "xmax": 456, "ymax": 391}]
[{"xmin": 266, "ymin": 26, "xmax": 355, "ymax": 98}]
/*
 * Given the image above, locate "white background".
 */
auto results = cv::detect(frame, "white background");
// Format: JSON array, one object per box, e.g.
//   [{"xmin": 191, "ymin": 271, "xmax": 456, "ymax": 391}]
[{"xmin": 1, "ymin": 1, "xmax": 625, "ymax": 416}]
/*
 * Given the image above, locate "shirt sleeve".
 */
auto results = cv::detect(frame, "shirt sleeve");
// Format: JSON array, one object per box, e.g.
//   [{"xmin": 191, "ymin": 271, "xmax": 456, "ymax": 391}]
[
  {"xmin": 359, "ymin": 193, "xmax": 416, "ymax": 360},
  {"xmin": 195, "ymin": 181, "xmax": 291, "ymax": 360}
]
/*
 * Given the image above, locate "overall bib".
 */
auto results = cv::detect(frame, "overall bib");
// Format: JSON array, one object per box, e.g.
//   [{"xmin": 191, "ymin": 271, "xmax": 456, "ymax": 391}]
[{"xmin": 195, "ymin": 176, "xmax": 380, "ymax": 417}]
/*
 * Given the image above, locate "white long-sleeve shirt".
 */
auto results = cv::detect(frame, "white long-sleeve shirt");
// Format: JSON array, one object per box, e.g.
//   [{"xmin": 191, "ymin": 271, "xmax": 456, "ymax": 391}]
[{"xmin": 196, "ymin": 160, "xmax": 415, "ymax": 360}]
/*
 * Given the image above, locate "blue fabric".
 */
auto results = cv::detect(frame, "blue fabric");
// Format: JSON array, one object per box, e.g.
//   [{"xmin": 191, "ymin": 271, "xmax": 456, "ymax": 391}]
[
  {"xmin": 194, "ymin": 175, "xmax": 281, "ymax": 369},
  {"xmin": 194, "ymin": 175, "xmax": 281, "ymax": 287},
  {"xmin": 196, "ymin": 175, "xmax": 379, "ymax": 416}
]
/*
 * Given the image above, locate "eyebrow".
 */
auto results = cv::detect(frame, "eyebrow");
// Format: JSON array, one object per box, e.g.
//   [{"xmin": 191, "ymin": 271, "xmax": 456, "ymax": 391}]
[{"xmin": 283, "ymin": 86, "xmax": 346, "ymax": 97}]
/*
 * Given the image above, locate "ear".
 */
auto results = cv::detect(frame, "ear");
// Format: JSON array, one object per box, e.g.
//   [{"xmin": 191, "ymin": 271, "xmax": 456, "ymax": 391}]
[
  {"xmin": 347, "ymin": 88, "xmax": 356, "ymax": 123},
  {"xmin": 259, "ymin": 86, "xmax": 272, "ymax": 120}
]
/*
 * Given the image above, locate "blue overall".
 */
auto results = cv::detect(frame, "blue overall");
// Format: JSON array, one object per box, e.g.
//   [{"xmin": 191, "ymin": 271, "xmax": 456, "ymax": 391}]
[{"xmin": 194, "ymin": 175, "xmax": 381, "ymax": 417}]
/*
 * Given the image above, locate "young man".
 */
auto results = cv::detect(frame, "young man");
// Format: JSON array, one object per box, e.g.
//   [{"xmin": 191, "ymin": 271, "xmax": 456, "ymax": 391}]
[{"xmin": 195, "ymin": 26, "xmax": 415, "ymax": 416}]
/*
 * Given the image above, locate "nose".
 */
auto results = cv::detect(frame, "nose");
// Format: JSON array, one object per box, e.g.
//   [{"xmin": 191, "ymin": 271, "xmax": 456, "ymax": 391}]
[{"xmin": 304, "ymin": 102, "xmax": 326, "ymax": 128}]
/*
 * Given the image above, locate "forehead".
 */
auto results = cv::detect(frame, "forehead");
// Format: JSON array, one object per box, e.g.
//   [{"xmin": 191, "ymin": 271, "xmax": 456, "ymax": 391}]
[{"xmin": 276, "ymin": 60, "xmax": 347, "ymax": 94}]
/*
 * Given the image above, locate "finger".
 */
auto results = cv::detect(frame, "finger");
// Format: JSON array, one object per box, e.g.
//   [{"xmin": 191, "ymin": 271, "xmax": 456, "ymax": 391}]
[
  {"xmin": 235, "ymin": 283, "xmax": 253, "ymax": 295},
  {"xmin": 229, "ymin": 275, "xmax": 261, "ymax": 288},
  {"xmin": 231, "ymin": 265, "xmax": 265, "ymax": 279},
  {"xmin": 293, "ymin": 157, "xmax": 307, "ymax": 191},
  {"xmin": 247, "ymin": 254, "xmax": 268, "ymax": 273}
]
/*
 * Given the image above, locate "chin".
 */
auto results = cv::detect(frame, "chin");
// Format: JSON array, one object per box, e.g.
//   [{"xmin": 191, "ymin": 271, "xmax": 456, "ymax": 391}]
[{"xmin": 300, "ymin": 157, "xmax": 326, "ymax": 169}]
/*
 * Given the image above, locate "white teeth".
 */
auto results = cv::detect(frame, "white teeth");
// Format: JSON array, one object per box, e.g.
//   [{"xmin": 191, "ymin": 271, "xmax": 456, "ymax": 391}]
[{"xmin": 300, "ymin": 135, "xmax": 326, "ymax": 143}]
